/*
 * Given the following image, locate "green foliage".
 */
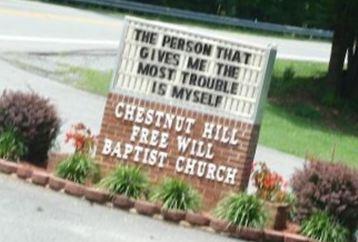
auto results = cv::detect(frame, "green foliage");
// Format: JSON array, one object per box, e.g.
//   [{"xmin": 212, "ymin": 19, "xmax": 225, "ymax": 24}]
[
  {"xmin": 214, "ymin": 193, "xmax": 266, "ymax": 228},
  {"xmin": 134, "ymin": 0, "xmax": 331, "ymax": 29},
  {"xmin": 0, "ymin": 127, "xmax": 27, "ymax": 162},
  {"xmin": 319, "ymin": 89, "xmax": 344, "ymax": 108},
  {"xmin": 56, "ymin": 153, "xmax": 98, "ymax": 184},
  {"xmin": 63, "ymin": 66, "xmax": 112, "ymax": 96},
  {"xmin": 291, "ymin": 103, "xmax": 321, "ymax": 120},
  {"xmin": 282, "ymin": 66, "xmax": 295, "ymax": 82},
  {"xmin": 269, "ymin": 60, "xmax": 327, "ymax": 98},
  {"xmin": 301, "ymin": 212, "xmax": 349, "ymax": 242},
  {"xmin": 284, "ymin": 192, "xmax": 298, "ymax": 221},
  {"xmin": 99, "ymin": 165, "xmax": 148, "ymax": 199},
  {"xmin": 151, "ymin": 178, "xmax": 201, "ymax": 211}
]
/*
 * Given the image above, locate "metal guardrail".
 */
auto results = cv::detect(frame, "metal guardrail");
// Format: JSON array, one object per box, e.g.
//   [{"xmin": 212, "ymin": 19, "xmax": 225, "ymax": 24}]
[{"xmin": 68, "ymin": 0, "xmax": 333, "ymax": 39}]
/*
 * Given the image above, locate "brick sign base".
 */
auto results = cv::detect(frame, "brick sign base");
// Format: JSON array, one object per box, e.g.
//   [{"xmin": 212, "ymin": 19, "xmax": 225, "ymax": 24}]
[{"xmin": 97, "ymin": 92, "xmax": 260, "ymax": 209}]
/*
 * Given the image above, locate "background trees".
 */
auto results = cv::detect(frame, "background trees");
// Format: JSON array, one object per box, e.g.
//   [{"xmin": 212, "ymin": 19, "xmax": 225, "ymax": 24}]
[{"xmin": 327, "ymin": 0, "xmax": 358, "ymax": 99}]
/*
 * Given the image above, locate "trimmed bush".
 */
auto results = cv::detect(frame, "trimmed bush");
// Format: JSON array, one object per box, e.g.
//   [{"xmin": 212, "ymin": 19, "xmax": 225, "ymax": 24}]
[
  {"xmin": 301, "ymin": 211, "xmax": 349, "ymax": 242},
  {"xmin": 152, "ymin": 178, "xmax": 201, "ymax": 211},
  {"xmin": 0, "ymin": 127, "xmax": 27, "ymax": 162},
  {"xmin": 215, "ymin": 193, "xmax": 266, "ymax": 228},
  {"xmin": 291, "ymin": 160, "xmax": 358, "ymax": 232},
  {"xmin": 0, "ymin": 90, "xmax": 60, "ymax": 165},
  {"xmin": 56, "ymin": 153, "xmax": 98, "ymax": 184},
  {"xmin": 99, "ymin": 165, "xmax": 148, "ymax": 199}
]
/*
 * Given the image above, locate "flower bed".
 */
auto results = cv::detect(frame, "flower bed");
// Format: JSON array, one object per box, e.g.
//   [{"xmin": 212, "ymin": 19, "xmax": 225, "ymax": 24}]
[
  {"xmin": 0, "ymin": 115, "xmax": 317, "ymax": 242},
  {"xmin": 0, "ymin": 158, "xmax": 313, "ymax": 242}
]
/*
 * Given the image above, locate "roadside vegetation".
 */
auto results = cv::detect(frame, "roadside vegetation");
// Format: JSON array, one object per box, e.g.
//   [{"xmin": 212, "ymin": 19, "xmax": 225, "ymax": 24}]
[
  {"xmin": 99, "ymin": 165, "xmax": 148, "ymax": 199},
  {"xmin": 262, "ymin": 59, "xmax": 358, "ymax": 166},
  {"xmin": 56, "ymin": 123, "xmax": 99, "ymax": 184},
  {"xmin": 63, "ymin": 66, "xmax": 112, "ymax": 96},
  {"xmin": 151, "ymin": 178, "xmax": 201, "ymax": 212}
]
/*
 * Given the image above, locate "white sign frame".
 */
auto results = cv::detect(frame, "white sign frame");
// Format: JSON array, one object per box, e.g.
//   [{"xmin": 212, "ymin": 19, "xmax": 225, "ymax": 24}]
[{"xmin": 110, "ymin": 16, "xmax": 276, "ymax": 124}]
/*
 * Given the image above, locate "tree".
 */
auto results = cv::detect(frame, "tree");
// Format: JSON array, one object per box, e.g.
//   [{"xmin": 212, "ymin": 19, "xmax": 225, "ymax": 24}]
[{"xmin": 327, "ymin": 0, "xmax": 358, "ymax": 99}]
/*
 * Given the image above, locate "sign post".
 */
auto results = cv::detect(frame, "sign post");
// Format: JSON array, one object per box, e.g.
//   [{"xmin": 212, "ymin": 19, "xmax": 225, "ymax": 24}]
[{"xmin": 97, "ymin": 16, "xmax": 276, "ymax": 208}]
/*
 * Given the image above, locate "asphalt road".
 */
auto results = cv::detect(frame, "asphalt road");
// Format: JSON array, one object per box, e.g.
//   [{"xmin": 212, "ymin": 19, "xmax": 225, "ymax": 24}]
[
  {"xmin": 0, "ymin": 173, "xmax": 242, "ymax": 242},
  {"xmin": 0, "ymin": 0, "xmax": 331, "ymax": 61}
]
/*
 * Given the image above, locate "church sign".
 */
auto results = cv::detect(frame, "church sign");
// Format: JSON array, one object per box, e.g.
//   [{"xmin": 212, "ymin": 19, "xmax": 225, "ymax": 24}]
[{"xmin": 97, "ymin": 16, "xmax": 276, "ymax": 208}]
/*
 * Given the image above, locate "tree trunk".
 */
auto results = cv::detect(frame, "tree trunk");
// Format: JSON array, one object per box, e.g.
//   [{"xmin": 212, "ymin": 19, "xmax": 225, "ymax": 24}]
[
  {"xmin": 345, "ymin": 36, "xmax": 358, "ymax": 98},
  {"xmin": 327, "ymin": 27, "xmax": 349, "ymax": 95}
]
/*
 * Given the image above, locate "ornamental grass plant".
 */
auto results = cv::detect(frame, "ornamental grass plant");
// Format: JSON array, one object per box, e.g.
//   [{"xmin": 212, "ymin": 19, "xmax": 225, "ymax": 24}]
[
  {"xmin": 215, "ymin": 193, "xmax": 266, "ymax": 228},
  {"xmin": 56, "ymin": 123, "xmax": 99, "ymax": 184},
  {"xmin": 151, "ymin": 178, "xmax": 201, "ymax": 211},
  {"xmin": 56, "ymin": 153, "xmax": 98, "ymax": 184},
  {"xmin": 99, "ymin": 165, "xmax": 148, "ymax": 199},
  {"xmin": 301, "ymin": 211, "xmax": 349, "ymax": 242},
  {"xmin": 0, "ymin": 127, "xmax": 27, "ymax": 162}
]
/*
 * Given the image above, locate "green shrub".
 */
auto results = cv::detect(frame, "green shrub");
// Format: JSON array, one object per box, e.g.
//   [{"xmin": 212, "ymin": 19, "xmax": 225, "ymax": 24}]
[
  {"xmin": 215, "ymin": 193, "xmax": 266, "ymax": 228},
  {"xmin": 301, "ymin": 212, "xmax": 349, "ymax": 242},
  {"xmin": 0, "ymin": 127, "xmax": 27, "ymax": 162},
  {"xmin": 99, "ymin": 165, "xmax": 148, "ymax": 199},
  {"xmin": 151, "ymin": 178, "xmax": 201, "ymax": 211},
  {"xmin": 0, "ymin": 90, "xmax": 60, "ymax": 165},
  {"xmin": 56, "ymin": 153, "xmax": 98, "ymax": 184}
]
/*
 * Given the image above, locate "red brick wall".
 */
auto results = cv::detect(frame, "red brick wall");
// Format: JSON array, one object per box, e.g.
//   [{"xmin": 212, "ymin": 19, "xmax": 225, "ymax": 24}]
[{"xmin": 96, "ymin": 92, "xmax": 260, "ymax": 210}]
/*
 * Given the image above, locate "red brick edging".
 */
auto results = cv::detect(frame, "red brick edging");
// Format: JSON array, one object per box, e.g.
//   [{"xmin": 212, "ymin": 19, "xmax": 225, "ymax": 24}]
[{"xmin": 0, "ymin": 158, "xmax": 312, "ymax": 242}]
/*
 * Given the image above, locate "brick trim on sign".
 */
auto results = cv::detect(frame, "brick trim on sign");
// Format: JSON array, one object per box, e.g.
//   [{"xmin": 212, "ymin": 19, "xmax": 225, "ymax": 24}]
[{"xmin": 96, "ymin": 93, "xmax": 260, "ymax": 209}]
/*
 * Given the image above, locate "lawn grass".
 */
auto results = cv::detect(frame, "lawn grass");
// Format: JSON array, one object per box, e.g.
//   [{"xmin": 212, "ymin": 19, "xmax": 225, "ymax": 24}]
[
  {"xmin": 262, "ymin": 59, "xmax": 358, "ymax": 167},
  {"xmin": 63, "ymin": 66, "xmax": 112, "ymax": 96},
  {"xmin": 260, "ymin": 103, "xmax": 357, "ymax": 166},
  {"xmin": 62, "ymin": 60, "xmax": 357, "ymax": 167}
]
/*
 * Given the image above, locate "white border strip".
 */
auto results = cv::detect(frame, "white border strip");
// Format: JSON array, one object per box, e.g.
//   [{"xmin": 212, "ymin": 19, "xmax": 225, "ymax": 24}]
[{"xmin": 0, "ymin": 35, "xmax": 118, "ymax": 45}]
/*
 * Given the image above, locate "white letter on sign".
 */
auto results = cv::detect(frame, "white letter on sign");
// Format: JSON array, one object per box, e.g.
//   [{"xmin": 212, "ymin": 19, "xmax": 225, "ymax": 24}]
[
  {"xmin": 202, "ymin": 122, "xmax": 215, "ymax": 139},
  {"xmin": 175, "ymin": 156, "xmax": 185, "ymax": 172},
  {"xmin": 224, "ymin": 168, "xmax": 238, "ymax": 185},
  {"xmin": 115, "ymin": 102, "xmax": 125, "ymax": 118},
  {"xmin": 177, "ymin": 136, "xmax": 191, "ymax": 153},
  {"xmin": 102, "ymin": 138, "xmax": 113, "ymax": 155},
  {"xmin": 130, "ymin": 126, "xmax": 141, "ymax": 142}
]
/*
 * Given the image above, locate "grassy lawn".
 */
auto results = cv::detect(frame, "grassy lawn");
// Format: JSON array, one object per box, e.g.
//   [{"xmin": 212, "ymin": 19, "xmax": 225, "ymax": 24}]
[
  {"xmin": 261, "ymin": 59, "xmax": 357, "ymax": 167},
  {"xmin": 63, "ymin": 66, "xmax": 112, "ymax": 96},
  {"xmin": 260, "ymin": 103, "xmax": 357, "ymax": 166},
  {"xmin": 62, "ymin": 60, "xmax": 357, "ymax": 167}
]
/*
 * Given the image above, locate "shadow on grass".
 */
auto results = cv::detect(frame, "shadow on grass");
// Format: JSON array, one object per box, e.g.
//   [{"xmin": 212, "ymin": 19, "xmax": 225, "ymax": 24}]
[
  {"xmin": 261, "ymin": 102, "xmax": 358, "ymax": 166},
  {"xmin": 269, "ymin": 60, "xmax": 358, "ymax": 137},
  {"xmin": 261, "ymin": 60, "xmax": 358, "ymax": 166}
]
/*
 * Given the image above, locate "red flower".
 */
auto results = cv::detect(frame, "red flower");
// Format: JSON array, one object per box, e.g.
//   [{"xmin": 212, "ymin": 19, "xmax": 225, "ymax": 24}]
[
  {"xmin": 251, "ymin": 162, "xmax": 287, "ymax": 203},
  {"xmin": 64, "ymin": 123, "xmax": 96, "ymax": 154}
]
